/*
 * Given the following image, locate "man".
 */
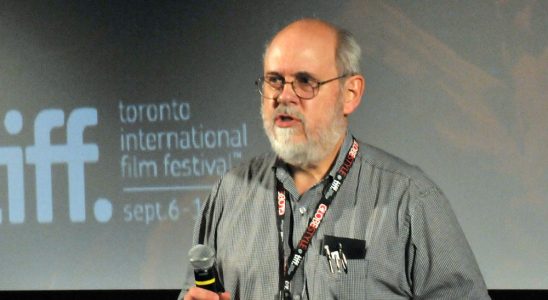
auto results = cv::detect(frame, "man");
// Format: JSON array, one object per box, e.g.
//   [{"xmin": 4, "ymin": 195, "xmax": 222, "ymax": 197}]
[{"xmin": 183, "ymin": 18, "xmax": 489, "ymax": 299}]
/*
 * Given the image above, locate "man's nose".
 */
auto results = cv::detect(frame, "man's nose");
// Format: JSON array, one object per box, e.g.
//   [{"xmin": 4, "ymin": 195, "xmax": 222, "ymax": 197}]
[{"xmin": 275, "ymin": 82, "xmax": 299, "ymax": 105}]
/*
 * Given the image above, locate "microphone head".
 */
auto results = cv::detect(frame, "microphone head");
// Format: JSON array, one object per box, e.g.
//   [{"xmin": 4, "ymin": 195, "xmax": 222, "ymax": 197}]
[{"xmin": 188, "ymin": 244, "xmax": 216, "ymax": 270}]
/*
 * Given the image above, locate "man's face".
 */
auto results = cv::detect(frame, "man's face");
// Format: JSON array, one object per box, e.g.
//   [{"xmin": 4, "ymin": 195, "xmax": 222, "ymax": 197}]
[{"xmin": 261, "ymin": 21, "xmax": 347, "ymax": 168}]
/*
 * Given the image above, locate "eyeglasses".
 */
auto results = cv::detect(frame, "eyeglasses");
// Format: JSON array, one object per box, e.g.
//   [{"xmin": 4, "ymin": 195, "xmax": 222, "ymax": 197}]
[{"xmin": 255, "ymin": 73, "xmax": 348, "ymax": 100}]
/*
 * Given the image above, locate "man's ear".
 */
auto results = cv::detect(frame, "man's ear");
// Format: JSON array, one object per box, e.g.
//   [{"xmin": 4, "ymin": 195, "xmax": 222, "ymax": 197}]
[{"xmin": 342, "ymin": 74, "xmax": 365, "ymax": 116}]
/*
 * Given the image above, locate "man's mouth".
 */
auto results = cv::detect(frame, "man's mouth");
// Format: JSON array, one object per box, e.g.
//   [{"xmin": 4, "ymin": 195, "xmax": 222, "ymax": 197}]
[{"xmin": 275, "ymin": 113, "xmax": 301, "ymax": 127}]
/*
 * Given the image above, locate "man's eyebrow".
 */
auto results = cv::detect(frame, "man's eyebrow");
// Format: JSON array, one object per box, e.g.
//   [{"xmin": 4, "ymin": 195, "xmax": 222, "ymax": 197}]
[
  {"xmin": 294, "ymin": 71, "xmax": 318, "ymax": 80},
  {"xmin": 264, "ymin": 71, "xmax": 318, "ymax": 80}
]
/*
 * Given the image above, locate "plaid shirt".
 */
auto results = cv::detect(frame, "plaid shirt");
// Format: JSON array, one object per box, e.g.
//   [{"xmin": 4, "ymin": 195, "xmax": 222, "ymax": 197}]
[{"xmin": 183, "ymin": 132, "xmax": 490, "ymax": 299}]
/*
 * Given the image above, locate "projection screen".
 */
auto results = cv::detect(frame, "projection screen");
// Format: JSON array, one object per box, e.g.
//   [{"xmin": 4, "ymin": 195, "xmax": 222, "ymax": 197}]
[{"xmin": 0, "ymin": 0, "xmax": 546, "ymax": 290}]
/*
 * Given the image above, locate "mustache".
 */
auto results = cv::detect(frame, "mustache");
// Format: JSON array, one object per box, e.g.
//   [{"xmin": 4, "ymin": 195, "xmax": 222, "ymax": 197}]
[{"xmin": 273, "ymin": 105, "xmax": 305, "ymax": 122}]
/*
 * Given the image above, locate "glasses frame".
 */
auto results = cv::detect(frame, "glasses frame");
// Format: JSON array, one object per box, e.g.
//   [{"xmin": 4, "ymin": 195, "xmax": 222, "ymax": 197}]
[{"xmin": 255, "ymin": 73, "xmax": 349, "ymax": 100}]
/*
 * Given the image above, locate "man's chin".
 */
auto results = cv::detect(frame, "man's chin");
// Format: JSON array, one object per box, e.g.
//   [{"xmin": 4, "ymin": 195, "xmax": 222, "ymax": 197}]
[
  {"xmin": 270, "ymin": 138, "xmax": 322, "ymax": 168},
  {"xmin": 273, "ymin": 136, "xmax": 305, "ymax": 146},
  {"xmin": 265, "ymin": 127, "xmax": 320, "ymax": 166},
  {"xmin": 271, "ymin": 136, "xmax": 305, "ymax": 152}
]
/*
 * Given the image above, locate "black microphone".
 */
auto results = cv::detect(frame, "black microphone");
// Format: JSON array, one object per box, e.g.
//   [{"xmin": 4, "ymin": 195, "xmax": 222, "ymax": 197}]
[{"xmin": 188, "ymin": 244, "xmax": 225, "ymax": 293}]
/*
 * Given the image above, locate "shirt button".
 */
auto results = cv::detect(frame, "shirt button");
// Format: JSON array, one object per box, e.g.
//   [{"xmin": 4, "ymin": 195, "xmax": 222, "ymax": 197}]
[{"xmin": 299, "ymin": 207, "xmax": 307, "ymax": 215}]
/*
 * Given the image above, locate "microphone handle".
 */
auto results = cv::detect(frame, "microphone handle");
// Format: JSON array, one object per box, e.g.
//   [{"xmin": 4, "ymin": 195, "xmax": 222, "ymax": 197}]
[{"xmin": 194, "ymin": 266, "xmax": 225, "ymax": 293}]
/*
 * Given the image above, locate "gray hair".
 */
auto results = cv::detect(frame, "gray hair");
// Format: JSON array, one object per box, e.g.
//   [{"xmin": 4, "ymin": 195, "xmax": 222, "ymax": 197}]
[{"xmin": 335, "ymin": 27, "xmax": 361, "ymax": 76}]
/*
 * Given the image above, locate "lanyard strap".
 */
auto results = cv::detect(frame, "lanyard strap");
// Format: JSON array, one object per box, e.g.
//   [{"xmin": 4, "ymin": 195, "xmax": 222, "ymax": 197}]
[{"xmin": 275, "ymin": 138, "xmax": 359, "ymax": 298}]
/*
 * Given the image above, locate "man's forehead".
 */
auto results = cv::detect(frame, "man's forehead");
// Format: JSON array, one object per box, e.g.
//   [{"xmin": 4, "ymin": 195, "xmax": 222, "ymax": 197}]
[
  {"xmin": 268, "ymin": 20, "xmax": 337, "ymax": 52},
  {"xmin": 264, "ymin": 21, "xmax": 338, "ymax": 74},
  {"xmin": 275, "ymin": 19, "xmax": 338, "ymax": 40},
  {"xmin": 264, "ymin": 48, "xmax": 334, "ymax": 77}
]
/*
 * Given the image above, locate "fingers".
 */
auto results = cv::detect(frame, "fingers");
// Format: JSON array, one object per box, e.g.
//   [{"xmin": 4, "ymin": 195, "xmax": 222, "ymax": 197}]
[
  {"xmin": 183, "ymin": 287, "xmax": 219, "ymax": 300},
  {"xmin": 183, "ymin": 287, "xmax": 231, "ymax": 300}
]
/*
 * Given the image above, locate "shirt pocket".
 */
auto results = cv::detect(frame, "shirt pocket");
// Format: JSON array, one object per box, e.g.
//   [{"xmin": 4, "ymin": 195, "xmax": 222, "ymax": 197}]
[
  {"xmin": 336, "ymin": 257, "xmax": 369, "ymax": 298},
  {"xmin": 310, "ymin": 253, "xmax": 369, "ymax": 299}
]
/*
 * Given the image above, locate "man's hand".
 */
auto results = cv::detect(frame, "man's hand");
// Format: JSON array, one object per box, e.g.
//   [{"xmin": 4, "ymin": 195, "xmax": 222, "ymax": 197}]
[{"xmin": 183, "ymin": 287, "xmax": 231, "ymax": 300}]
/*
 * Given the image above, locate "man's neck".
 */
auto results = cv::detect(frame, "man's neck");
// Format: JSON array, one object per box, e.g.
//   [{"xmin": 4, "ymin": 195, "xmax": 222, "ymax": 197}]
[{"xmin": 291, "ymin": 135, "xmax": 346, "ymax": 195}]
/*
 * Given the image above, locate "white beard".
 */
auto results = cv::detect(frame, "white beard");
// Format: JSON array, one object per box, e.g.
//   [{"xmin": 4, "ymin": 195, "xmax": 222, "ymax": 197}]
[{"xmin": 262, "ymin": 99, "xmax": 347, "ymax": 168}]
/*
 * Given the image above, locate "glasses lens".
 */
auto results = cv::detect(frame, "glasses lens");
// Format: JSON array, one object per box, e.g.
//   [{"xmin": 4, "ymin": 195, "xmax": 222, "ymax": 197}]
[
  {"xmin": 257, "ymin": 75, "xmax": 281, "ymax": 99},
  {"xmin": 256, "ymin": 75, "xmax": 321, "ymax": 99},
  {"xmin": 294, "ymin": 83, "xmax": 315, "ymax": 99}
]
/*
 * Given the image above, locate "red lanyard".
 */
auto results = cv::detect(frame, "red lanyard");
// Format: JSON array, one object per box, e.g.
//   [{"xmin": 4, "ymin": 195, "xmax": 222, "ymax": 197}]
[{"xmin": 275, "ymin": 138, "xmax": 359, "ymax": 299}]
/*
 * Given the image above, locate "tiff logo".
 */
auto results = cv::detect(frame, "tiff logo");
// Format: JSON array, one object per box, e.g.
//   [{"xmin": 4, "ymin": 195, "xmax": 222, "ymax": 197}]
[{"xmin": 1, "ymin": 108, "xmax": 99, "ymax": 223}]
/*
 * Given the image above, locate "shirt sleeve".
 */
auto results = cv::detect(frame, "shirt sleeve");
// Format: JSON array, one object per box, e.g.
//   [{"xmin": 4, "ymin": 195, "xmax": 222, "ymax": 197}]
[
  {"xmin": 193, "ymin": 178, "xmax": 224, "ymax": 247},
  {"xmin": 179, "ymin": 178, "xmax": 225, "ymax": 297},
  {"xmin": 408, "ymin": 184, "xmax": 490, "ymax": 299}
]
